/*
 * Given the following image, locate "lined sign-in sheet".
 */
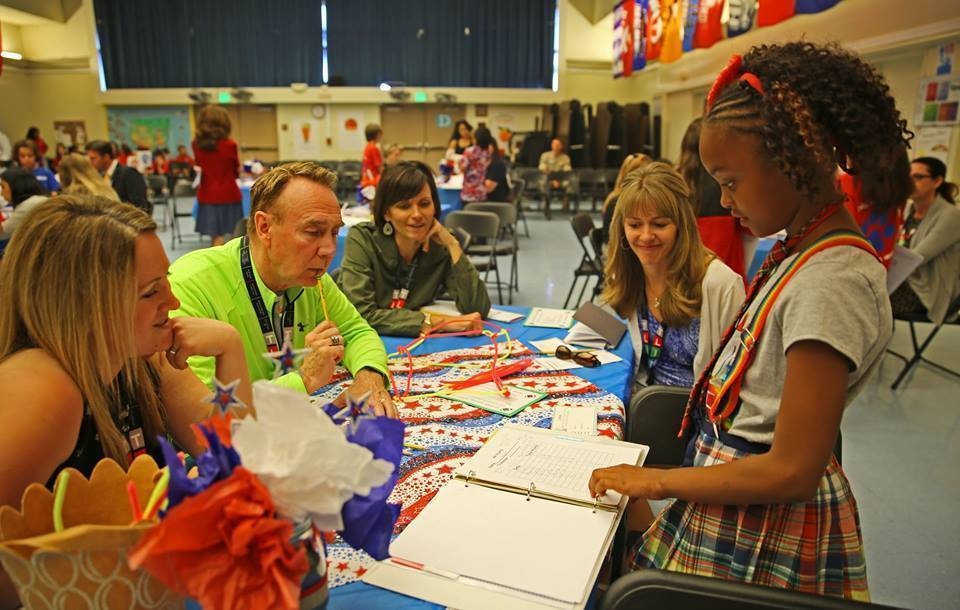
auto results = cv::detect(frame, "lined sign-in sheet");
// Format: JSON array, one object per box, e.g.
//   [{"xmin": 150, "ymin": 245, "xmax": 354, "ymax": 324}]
[{"xmin": 458, "ymin": 425, "xmax": 647, "ymax": 506}]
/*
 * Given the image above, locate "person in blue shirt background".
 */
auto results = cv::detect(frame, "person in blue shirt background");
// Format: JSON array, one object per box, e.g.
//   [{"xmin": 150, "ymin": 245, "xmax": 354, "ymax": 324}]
[{"xmin": 13, "ymin": 139, "xmax": 60, "ymax": 194}]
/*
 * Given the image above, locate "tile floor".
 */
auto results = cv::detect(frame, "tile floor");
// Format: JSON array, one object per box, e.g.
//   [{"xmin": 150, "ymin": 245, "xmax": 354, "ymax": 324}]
[{"xmin": 158, "ymin": 202, "xmax": 959, "ymax": 610}]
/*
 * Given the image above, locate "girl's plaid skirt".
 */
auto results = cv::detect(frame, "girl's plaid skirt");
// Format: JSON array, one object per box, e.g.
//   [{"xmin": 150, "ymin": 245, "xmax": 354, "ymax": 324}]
[{"xmin": 633, "ymin": 430, "xmax": 869, "ymax": 601}]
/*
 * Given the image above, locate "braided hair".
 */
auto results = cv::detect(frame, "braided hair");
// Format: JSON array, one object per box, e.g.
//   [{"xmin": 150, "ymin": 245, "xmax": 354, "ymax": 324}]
[{"xmin": 705, "ymin": 42, "xmax": 912, "ymax": 204}]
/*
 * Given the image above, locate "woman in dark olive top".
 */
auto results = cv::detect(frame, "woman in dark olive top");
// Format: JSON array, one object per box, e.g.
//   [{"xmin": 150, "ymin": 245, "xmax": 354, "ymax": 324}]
[{"xmin": 339, "ymin": 161, "xmax": 490, "ymax": 337}]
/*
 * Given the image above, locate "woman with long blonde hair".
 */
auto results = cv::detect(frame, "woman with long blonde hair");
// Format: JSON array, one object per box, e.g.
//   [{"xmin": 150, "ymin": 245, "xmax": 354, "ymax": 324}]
[
  {"xmin": 58, "ymin": 152, "xmax": 121, "ymax": 201},
  {"xmin": 0, "ymin": 196, "xmax": 252, "ymax": 515},
  {"xmin": 603, "ymin": 162, "xmax": 743, "ymax": 390}
]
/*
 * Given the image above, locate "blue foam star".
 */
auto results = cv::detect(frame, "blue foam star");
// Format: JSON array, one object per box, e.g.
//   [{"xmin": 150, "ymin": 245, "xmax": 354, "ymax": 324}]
[
  {"xmin": 262, "ymin": 339, "xmax": 310, "ymax": 378},
  {"xmin": 208, "ymin": 377, "xmax": 245, "ymax": 415}
]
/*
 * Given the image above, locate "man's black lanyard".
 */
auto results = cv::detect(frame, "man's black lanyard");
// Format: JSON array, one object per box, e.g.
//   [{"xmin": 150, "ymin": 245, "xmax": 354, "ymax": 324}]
[{"xmin": 240, "ymin": 236, "xmax": 301, "ymax": 352}]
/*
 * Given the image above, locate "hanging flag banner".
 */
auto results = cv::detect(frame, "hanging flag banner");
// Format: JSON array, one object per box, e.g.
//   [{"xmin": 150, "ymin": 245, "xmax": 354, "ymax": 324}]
[
  {"xmin": 693, "ymin": 0, "xmax": 724, "ymax": 49},
  {"xmin": 727, "ymin": 0, "xmax": 757, "ymax": 38},
  {"xmin": 646, "ymin": 0, "xmax": 664, "ymax": 62},
  {"xmin": 795, "ymin": 0, "xmax": 839, "ymax": 14},
  {"xmin": 632, "ymin": 0, "xmax": 649, "ymax": 73},
  {"xmin": 758, "ymin": 0, "xmax": 796, "ymax": 27},
  {"xmin": 683, "ymin": 0, "xmax": 700, "ymax": 52},
  {"xmin": 659, "ymin": 0, "xmax": 685, "ymax": 63},
  {"xmin": 613, "ymin": 1, "xmax": 628, "ymax": 78}
]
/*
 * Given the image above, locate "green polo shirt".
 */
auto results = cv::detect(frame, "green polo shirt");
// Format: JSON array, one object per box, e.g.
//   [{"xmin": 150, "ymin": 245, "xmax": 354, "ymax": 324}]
[{"xmin": 168, "ymin": 237, "xmax": 389, "ymax": 393}]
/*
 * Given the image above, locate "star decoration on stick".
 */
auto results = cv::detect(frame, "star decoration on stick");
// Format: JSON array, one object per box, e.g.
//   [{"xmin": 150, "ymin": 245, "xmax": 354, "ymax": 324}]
[
  {"xmin": 207, "ymin": 377, "xmax": 246, "ymax": 415},
  {"xmin": 262, "ymin": 339, "xmax": 310, "ymax": 378}
]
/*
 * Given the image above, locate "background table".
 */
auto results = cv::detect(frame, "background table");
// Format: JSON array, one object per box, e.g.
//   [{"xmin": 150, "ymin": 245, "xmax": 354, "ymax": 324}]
[{"xmin": 322, "ymin": 305, "xmax": 635, "ymax": 609}]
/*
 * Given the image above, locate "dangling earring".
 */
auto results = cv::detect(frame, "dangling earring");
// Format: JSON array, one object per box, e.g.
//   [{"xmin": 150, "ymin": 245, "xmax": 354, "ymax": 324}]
[{"xmin": 382, "ymin": 222, "xmax": 394, "ymax": 236}]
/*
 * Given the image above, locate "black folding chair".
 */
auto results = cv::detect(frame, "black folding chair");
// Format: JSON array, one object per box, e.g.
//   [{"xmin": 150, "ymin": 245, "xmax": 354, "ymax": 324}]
[
  {"xmin": 445, "ymin": 210, "xmax": 503, "ymax": 304},
  {"xmin": 576, "ymin": 167, "xmax": 608, "ymax": 212},
  {"xmin": 600, "ymin": 570, "xmax": 905, "ymax": 610},
  {"xmin": 145, "ymin": 174, "xmax": 171, "ymax": 229},
  {"xmin": 169, "ymin": 180, "xmax": 196, "ymax": 248},
  {"xmin": 563, "ymin": 213, "xmax": 603, "ymax": 308},
  {"xmin": 544, "ymin": 170, "xmax": 581, "ymax": 219},
  {"xmin": 886, "ymin": 291, "xmax": 960, "ymax": 389},
  {"xmin": 464, "ymin": 202, "xmax": 519, "ymax": 304},
  {"xmin": 507, "ymin": 178, "xmax": 529, "ymax": 238}
]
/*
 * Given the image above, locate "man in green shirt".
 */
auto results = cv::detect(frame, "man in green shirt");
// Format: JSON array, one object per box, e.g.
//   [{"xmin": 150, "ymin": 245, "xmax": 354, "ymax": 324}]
[{"xmin": 168, "ymin": 162, "xmax": 396, "ymax": 417}]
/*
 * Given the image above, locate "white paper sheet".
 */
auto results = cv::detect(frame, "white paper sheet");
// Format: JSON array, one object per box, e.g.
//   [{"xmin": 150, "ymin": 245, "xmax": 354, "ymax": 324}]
[
  {"xmin": 487, "ymin": 308, "xmax": 525, "ymax": 323},
  {"xmin": 886, "ymin": 246, "xmax": 924, "ymax": 294},
  {"xmin": 458, "ymin": 426, "xmax": 644, "ymax": 506},
  {"xmin": 524, "ymin": 307, "xmax": 575, "ymax": 329},
  {"xmin": 551, "ymin": 406, "xmax": 598, "ymax": 436},
  {"xmin": 529, "ymin": 338, "xmax": 623, "ymax": 365},
  {"xmin": 388, "ymin": 482, "xmax": 616, "ymax": 605},
  {"xmin": 451, "ymin": 382, "xmax": 545, "ymax": 416}
]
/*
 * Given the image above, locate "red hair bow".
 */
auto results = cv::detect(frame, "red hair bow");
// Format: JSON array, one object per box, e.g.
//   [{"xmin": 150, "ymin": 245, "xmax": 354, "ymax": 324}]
[{"xmin": 706, "ymin": 54, "xmax": 765, "ymax": 112}]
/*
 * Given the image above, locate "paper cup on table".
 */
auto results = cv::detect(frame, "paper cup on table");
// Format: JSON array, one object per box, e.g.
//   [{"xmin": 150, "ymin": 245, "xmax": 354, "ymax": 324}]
[{"xmin": 0, "ymin": 456, "xmax": 183, "ymax": 610}]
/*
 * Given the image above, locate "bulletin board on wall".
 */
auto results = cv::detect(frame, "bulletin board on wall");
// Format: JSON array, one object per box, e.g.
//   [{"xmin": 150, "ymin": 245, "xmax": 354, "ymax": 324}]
[{"xmin": 106, "ymin": 106, "xmax": 192, "ymax": 152}]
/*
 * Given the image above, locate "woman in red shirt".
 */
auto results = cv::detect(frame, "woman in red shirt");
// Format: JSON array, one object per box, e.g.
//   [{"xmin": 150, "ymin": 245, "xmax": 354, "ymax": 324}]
[{"xmin": 193, "ymin": 106, "xmax": 242, "ymax": 246}]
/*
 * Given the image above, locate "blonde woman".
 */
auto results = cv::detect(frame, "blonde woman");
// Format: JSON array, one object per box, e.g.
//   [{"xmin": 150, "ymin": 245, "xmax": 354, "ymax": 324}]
[
  {"xmin": 600, "ymin": 153, "xmax": 653, "ymax": 245},
  {"xmin": 603, "ymin": 162, "xmax": 743, "ymax": 391},
  {"xmin": 58, "ymin": 152, "xmax": 121, "ymax": 201},
  {"xmin": 0, "ymin": 196, "xmax": 252, "ymax": 517}
]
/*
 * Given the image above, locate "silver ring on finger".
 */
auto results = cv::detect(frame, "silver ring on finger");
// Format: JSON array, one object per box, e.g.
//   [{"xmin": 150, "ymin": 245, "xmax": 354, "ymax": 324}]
[
  {"xmin": 330, "ymin": 335, "xmax": 343, "ymax": 347},
  {"xmin": 168, "ymin": 346, "xmax": 179, "ymax": 356}
]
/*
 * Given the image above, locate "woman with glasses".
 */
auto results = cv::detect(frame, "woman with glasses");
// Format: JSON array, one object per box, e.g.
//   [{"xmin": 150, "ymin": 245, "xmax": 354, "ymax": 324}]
[
  {"xmin": 890, "ymin": 157, "xmax": 960, "ymax": 323},
  {"xmin": 603, "ymin": 162, "xmax": 744, "ymax": 391}
]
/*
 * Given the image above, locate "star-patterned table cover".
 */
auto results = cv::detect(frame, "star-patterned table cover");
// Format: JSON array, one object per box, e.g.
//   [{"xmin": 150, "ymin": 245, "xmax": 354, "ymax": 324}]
[{"xmin": 319, "ymin": 305, "xmax": 635, "ymax": 609}]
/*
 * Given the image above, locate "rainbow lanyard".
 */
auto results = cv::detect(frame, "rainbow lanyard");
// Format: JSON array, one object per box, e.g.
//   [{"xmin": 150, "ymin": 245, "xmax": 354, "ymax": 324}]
[
  {"xmin": 704, "ymin": 230, "xmax": 878, "ymax": 427},
  {"xmin": 638, "ymin": 303, "xmax": 665, "ymax": 371}
]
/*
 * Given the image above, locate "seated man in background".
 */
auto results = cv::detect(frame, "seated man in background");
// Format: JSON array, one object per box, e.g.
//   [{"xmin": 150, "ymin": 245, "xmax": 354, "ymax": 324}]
[
  {"xmin": 538, "ymin": 138, "xmax": 573, "ymax": 208},
  {"xmin": 168, "ymin": 161, "xmax": 396, "ymax": 417},
  {"xmin": 85, "ymin": 139, "xmax": 150, "ymax": 212}
]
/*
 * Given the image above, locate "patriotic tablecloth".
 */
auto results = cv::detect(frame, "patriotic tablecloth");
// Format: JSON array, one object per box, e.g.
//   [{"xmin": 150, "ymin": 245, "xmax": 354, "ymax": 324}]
[{"xmin": 319, "ymin": 306, "xmax": 635, "ymax": 609}]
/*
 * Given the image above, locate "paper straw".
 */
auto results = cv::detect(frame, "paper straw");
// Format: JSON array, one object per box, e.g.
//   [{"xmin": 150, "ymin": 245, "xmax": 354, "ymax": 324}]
[
  {"xmin": 52, "ymin": 470, "xmax": 69, "ymax": 533},
  {"xmin": 126, "ymin": 480, "xmax": 143, "ymax": 523},
  {"xmin": 143, "ymin": 469, "xmax": 171, "ymax": 520},
  {"xmin": 317, "ymin": 277, "xmax": 330, "ymax": 321}
]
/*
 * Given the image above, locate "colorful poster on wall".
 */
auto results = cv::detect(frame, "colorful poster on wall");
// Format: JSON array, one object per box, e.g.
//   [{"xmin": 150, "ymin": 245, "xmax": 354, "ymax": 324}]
[
  {"xmin": 292, "ymin": 118, "xmax": 321, "ymax": 158},
  {"xmin": 727, "ymin": 0, "xmax": 757, "ymax": 38},
  {"xmin": 913, "ymin": 126, "xmax": 952, "ymax": 164},
  {"xmin": 683, "ymin": 0, "xmax": 699, "ymax": 52},
  {"xmin": 917, "ymin": 76, "xmax": 960, "ymax": 126},
  {"xmin": 936, "ymin": 42, "xmax": 955, "ymax": 76},
  {"xmin": 795, "ymin": 0, "xmax": 839, "ymax": 14},
  {"xmin": 757, "ymin": 0, "xmax": 795, "ymax": 27},
  {"xmin": 333, "ymin": 109, "xmax": 367, "ymax": 151},
  {"xmin": 693, "ymin": 0, "xmax": 723, "ymax": 49},
  {"xmin": 53, "ymin": 121, "xmax": 88, "ymax": 148},
  {"xmin": 107, "ymin": 107, "xmax": 191, "ymax": 152},
  {"xmin": 129, "ymin": 118, "xmax": 170, "ymax": 149},
  {"xmin": 659, "ymin": 0, "xmax": 684, "ymax": 63}
]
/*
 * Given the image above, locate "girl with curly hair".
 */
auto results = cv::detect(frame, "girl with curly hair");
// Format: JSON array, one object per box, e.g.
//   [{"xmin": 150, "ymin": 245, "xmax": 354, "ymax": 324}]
[{"xmin": 590, "ymin": 42, "xmax": 910, "ymax": 600}]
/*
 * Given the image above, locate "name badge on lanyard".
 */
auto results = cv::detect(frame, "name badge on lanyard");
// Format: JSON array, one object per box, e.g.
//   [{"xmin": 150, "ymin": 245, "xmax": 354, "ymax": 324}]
[{"xmin": 240, "ymin": 236, "xmax": 296, "ymax": 353}]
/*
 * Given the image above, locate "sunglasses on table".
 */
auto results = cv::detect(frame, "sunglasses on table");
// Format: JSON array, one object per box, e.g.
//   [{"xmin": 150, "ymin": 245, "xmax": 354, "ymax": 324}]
[{"xmin": 555, "ymin": 345, "xmax": 601, "ymax": 368}]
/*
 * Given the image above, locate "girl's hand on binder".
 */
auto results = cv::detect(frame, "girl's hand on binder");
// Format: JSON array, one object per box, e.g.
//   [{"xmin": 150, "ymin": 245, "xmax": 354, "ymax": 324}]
[{"xmin": 589, "ymin": 465, "xmax": 665, "ymax": 500}]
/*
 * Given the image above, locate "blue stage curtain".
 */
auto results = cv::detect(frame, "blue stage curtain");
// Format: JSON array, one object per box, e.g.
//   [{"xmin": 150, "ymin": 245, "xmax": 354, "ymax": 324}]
[
  {"xmin": 93, "ymin": 0, "xmax": 324, "ymax": 88},
  {"xmin": 325, "ymin": 0, "xmax": 556, "ymax": 88}
]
